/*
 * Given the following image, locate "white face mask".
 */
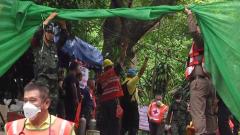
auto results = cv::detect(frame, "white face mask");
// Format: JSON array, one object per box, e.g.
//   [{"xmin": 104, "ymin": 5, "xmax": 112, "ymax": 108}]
[
  {"xmin": 156, "ymin": 100, "xmax": 162, "ymax": 106},
  {"xmin": 23, "ymin": 102, "xmax": 41, "ymax": 120}
]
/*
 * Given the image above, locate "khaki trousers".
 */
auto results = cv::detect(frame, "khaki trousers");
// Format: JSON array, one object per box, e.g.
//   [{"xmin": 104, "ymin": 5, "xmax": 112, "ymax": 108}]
[{"xmin": 190, "ymin": 77, "xmax": 217, "ymax": 135}]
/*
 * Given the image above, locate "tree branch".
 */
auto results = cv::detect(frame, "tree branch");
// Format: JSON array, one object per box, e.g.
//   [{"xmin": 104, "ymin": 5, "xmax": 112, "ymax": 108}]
[{"xmin": 102, "ymin": 0, "xmax": 177, "ymax": 64}]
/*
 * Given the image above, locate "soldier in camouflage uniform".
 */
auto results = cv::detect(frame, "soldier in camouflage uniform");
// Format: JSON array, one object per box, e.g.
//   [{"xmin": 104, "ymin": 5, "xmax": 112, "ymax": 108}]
[
  {"xmin": 166, "ymin": 92, "xmax": 190, "ymax": 135},
  {"xmin": 31, "ymin": 13, "xmax": 68, "ymax": 115}
]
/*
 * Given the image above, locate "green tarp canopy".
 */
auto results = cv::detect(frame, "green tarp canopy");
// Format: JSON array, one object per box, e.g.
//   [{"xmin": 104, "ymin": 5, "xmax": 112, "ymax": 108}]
[
  {"xmin": 0, "ymin": 0, "xmax": 240, "ymax": 121},
  {"xmin": 191, "ymin": 2, "xmax": 240, "ymax": 121}
]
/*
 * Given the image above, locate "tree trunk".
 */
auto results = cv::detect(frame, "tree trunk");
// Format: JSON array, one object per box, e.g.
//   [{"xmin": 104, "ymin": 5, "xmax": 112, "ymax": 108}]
[{"xmin": 102, "ymin": 0, "xmax": 176, "ymax": 66}]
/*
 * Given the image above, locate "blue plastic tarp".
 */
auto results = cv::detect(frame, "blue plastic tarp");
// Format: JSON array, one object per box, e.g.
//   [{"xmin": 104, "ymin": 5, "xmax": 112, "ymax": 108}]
[{"xmin": 61, "ymin": 37, "xmax": 103, "ymax": 69}]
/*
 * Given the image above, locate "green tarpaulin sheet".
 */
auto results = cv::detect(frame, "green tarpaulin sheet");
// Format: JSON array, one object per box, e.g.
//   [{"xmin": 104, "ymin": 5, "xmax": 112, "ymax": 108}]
[
  {"xmin": 191, "ymin": 2, "xmax": 240, "ymax": 121},
  {"xmin": 0, "ymin": 0, "xmax": 184, "ymax": 77},
  {"xmin": 0, "ymin": 0, "xmax": 239, "ymax": 121}
]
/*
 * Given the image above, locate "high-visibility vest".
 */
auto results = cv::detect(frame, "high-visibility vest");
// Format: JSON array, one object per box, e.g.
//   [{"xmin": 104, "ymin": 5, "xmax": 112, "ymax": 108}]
[
  {"xmin": 147, "ymin": 102, "xmax": 168, "ymax": 124},
  {"xmin": 5, "ymin": 116, "xmax": 74, "ymax": 135},
  {"xmin": 185, "ymin": 42, "xmax": 206, "ymax": 79},
  {"xmin": 98, "ymin": 68, "xmax": 123, "ymax": 102}
]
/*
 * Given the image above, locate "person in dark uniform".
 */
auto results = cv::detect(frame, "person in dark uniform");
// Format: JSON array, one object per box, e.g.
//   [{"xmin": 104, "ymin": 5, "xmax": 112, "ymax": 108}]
[
  {"xmin": 232, "ymin": 116, "xmax": 239, "ymax": 135},
  {"xmin": 166, "ymin": 92, "xmax": 189, "ymax": 135},
  {"xmin": 31, "ymin": 12, "xmax": 69, "ymax": 115},
  {"xmin": 63, "ymin": 62, "xmax": 81, "ymax": 121},
  {"xmin": 218, "ymin": 95, "xmax": 239, "ymax": 135}
]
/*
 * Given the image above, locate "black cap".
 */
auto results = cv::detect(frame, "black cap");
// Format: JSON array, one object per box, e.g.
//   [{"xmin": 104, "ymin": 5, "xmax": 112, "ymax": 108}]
[{"xmin": 44, "ymin": 22, "xmax": 61, "ymax": 35}]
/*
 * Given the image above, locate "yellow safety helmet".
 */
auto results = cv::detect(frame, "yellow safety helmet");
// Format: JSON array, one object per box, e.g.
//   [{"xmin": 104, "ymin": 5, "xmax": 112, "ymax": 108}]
[{"xmin": 103, "ymin": 59, "xmax": 114, "ymax": 68}]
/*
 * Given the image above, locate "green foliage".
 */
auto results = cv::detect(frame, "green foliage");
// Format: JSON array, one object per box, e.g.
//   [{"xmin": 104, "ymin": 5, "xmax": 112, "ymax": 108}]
[
  {"xmin": 136, "ymin": 13, "xmax": 192, "ymax": 104},
  {"xmin": 180, "ymin": 0, "xmax": 226, "ymax": 4},
  {"xmin": 29, "ymin": 0, "xmax": 201, "ymax": 105}
]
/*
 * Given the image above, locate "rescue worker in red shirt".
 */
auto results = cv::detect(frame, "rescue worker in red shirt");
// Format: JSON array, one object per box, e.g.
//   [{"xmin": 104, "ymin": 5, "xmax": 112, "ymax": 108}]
[
  {"xmin": 184, "ymin": 8, "xmax": 217, "ymax": 135},
  {"xmin": 97, "ymin": 59, "xmax": 125, "ymax": 135},
  {"xmin": 147, "ymin": 95, "xmax": 168, "ymax": 135},
  {"xmin": 5, "ymin": 82, "xmax": 75, "ymax": 135},
  {"xmin": 96, "ymin": 42, "xmax": 127, "ymax": 135}
]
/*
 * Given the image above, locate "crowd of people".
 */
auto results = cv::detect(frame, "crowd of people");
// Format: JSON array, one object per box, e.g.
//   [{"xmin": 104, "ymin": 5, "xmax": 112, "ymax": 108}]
[{"xmin": 2, "ymin": 8, "xmax": 240, "ymax": 135}]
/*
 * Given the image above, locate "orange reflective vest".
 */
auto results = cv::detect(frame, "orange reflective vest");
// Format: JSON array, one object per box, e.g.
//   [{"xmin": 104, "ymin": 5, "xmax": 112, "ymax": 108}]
[
  {"xmin": 147, "ymin": 102, "xmax": 168, "ymax": 124},
  {"xmin": 98, "ymin": 68, "xmax": 123, "ymax": 102},
  {"xmin": 5, "ymin": 116, "xmax": 74, "ymax": 135},
  {"xmin": 185, "ymin": 42, "xmax": 206, "ymax": 79}
]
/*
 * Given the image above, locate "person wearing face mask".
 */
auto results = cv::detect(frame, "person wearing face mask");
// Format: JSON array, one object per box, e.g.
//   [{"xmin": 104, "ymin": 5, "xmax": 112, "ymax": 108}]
[
  {"xmin": 4, "ymin": 82, "xmax": 76, "ymax": 135},
  {"xmin": 147, "ymin": 95, "xmax": 168, "ymax": 135},
  {"xmin": 165, "ymin": 92, "xmax": 189, "ymax": 135}
]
